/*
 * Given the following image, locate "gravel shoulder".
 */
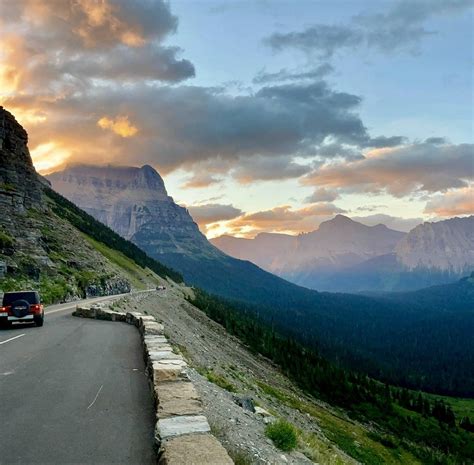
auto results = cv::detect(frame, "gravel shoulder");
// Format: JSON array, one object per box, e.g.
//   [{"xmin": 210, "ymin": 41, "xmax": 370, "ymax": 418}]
[{"xmin": 115, "ymin": 285, "xmax": 361, "ymax": 465}]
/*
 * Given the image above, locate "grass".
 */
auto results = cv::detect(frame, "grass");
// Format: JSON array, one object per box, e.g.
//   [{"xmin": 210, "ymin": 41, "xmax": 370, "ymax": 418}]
[
  {"xmin": 0, "ymin": 182, "xmax": 16, "ymax": 192},
  {"xmin": 430, "ymin": 394, "xmax": 474, "ymax": 421},
  {"xmin": 83, "ymin": 235, "xmax": 159, "ymax": 290},
  {"xmin": 205, "ymin": 370, "xmax": 237, "ymax": 392},
  {"xmin": 265, "ymin": 419, "xmax": 298, "ymax": 451},
  {"xmin": 256, "ymin": 381, "xmax": 422, "ymax": 465},
  {"xmin": 0, "ymin": 230, "xmax": 14, "ymax": 249}
]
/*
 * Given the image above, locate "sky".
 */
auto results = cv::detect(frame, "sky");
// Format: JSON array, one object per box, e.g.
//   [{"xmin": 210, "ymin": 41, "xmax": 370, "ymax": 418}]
[{"xmin": 0, "ymin": 0, "xmax": 472, "ymax": 238}]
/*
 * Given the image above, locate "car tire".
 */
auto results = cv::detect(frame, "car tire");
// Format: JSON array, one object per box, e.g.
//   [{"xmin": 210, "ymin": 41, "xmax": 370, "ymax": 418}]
[{"xmin": 34, "ymin": 313, "xmax": 44, "ymax": 327}]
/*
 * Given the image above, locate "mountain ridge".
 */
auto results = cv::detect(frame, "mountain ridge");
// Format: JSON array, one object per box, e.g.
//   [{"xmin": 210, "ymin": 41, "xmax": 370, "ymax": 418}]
[{"xmin": 212, "ymin": 214, "xmax": 473, "ymax": 292}]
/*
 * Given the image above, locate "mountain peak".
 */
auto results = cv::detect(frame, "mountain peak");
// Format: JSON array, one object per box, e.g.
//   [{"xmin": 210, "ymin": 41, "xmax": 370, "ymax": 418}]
[
  {"xmin": 318, "ymin": 214, "xmax": 358, "ymax": 231},
  {"xmin": 333, "ymin": 214, "xmax": 354, "ymax": 223}
]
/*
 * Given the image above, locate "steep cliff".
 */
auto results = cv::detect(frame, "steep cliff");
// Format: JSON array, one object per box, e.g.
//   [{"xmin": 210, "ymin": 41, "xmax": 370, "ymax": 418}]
[
  {"xmin": 395, "ymin": 216, "xmax": 474, "ymax": 273},
  {"xmin": 0, "ymin": 107, "xmax": 170, "ymax": 301},
  {"xmin": 48, "ymin": 164, "xmax": 219, "ymax": 259}
]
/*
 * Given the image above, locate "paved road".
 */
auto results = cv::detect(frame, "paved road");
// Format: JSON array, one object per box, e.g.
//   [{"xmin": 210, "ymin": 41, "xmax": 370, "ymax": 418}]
[{"xmin": 0, "ymin": 294, "xmax": 156, "ymax": 465}]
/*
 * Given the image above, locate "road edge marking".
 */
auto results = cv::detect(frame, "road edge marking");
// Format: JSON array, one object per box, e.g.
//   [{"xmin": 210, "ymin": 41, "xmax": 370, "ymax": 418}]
[{"xmin": 0, "ymin": 333, "xmax": 26, "ymax": 345}]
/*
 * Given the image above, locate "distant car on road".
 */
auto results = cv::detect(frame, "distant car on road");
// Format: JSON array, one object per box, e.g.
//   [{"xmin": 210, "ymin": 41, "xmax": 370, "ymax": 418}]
[{"xmin": 0, "ymin": 291, "xmax": 44, "ymax": 328}]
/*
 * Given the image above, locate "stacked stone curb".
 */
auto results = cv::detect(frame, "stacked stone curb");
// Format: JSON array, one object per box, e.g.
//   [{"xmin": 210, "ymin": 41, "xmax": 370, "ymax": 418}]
[{"xmin": 73, "ymin": 303, "xmax": 233, "ymax": 465}]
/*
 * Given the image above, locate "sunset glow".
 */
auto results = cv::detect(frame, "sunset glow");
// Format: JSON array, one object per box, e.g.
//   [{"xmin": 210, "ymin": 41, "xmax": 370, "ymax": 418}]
[{"xmin": 0, "ymin": 0, "xmax": 472, "ymax": 237}]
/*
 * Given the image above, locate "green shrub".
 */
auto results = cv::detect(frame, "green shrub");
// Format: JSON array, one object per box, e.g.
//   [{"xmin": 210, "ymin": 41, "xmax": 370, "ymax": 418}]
[
  {"xmin": 206, "ymin": 371, "xmax": 236, "ymax": 392},
  {"xmin": 0, "ymin": 230, "xmax": 14, "ymax": 249},
  {"xmin": 265, "ymin": 419, "xmax": 298, "ymax": 451}
]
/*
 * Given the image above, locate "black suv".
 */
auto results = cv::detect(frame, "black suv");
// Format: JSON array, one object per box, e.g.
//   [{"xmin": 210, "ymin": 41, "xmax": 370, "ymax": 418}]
[{"xmin": 1, "ymin": 291, "xmax": 44, "ymax": 328}]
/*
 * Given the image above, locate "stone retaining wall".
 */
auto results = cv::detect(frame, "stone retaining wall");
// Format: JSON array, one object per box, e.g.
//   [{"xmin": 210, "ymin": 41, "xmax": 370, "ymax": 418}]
[{"xmin": 73, "ymin": 304, "xmax": 234, "ymax": 465}]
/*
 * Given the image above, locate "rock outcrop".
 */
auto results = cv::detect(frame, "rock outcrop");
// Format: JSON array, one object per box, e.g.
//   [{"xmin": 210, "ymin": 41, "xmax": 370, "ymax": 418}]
[
  {"xmin": 0, "ymin": 107, "xmax": 138, "ymax": 299},
  {"xmin": 0, "ymin": 106, "xmax": 44, "ymax": 212},
  {"xmin": 47, "ymin": 164, "xmax": 220, "ymax": 259},
  {"xmin": 395, "ymin": 216, "xmax": 474, "ymax": 274}
]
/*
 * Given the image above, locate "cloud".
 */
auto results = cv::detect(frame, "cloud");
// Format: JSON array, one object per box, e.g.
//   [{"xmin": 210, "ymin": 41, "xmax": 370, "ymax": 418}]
[
  {"xmin": 264, "ymin": 0, "xmax": 473, "ymax": 57},
  {"xmin": 305, "ymin": 188, "xmax": 339, "ymax": 203},
  {"xmin": 182, "ymin": 173, "xmax": 223, "ymax": 189},
  {"xmin": 303, "ymin": 141, "xmax": 473, "ymax": 197},
  {"xmin": 0, "ymin": 0, "xmax": 194, "ymax": 100},
  {"xmin": 352, "ymin": 214, "xmax": 423, "ymax": 232},
  {"xmin": 222, "ymin": 203, "xmax": 345, "ymax": 236},
  {"xmin": 424, "ymin": 136, "xmax": 447, "ymax": 145},
  {"xmin": 187, "ymin": 203, "xmax": 243, "ymax": 227},
  {"xmin": 98, "ymin": 115, "xmax": 138, "ymax": 137},
  {"xmin": 265, "ymin": 24, "xmax": 362, "ymax": 58},
  {"xmin": 253, "ymin": 63, "xmax": 334, "ymax": 84},
  {"xmin": 232, "ymin": 155, "xmax": 311, "ymax": 183},
  {"xmin": 424, "ymin": 187, "xmax": 474, "ymax": 216},
  {"xmin": 4, "ymin": 78, "xmax": 374, "ymax": 176}
]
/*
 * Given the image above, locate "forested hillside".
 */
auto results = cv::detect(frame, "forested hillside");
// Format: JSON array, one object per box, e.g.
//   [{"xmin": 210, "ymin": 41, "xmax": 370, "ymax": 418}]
[{"xmin": 189, "ymin": 289, "xmax": 474, "ymax": 465}]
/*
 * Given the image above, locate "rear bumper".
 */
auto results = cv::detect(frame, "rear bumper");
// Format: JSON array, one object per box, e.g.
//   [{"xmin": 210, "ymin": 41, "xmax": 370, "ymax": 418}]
[{"xmin": 7, "ymin": 315, "xmax": 34, "ymax": 321}]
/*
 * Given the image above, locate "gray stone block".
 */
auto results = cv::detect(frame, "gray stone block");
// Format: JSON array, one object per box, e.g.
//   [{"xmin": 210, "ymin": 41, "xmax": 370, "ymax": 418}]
[{"xmin": 156, "ymin": 415, "xmax": 210, "ymax": 440}]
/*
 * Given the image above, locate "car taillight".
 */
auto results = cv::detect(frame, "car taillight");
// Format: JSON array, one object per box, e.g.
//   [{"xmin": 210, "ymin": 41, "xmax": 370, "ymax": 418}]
[
  {"xmin": 30, "ymin": 304, "xmax": 41, "ymax": 311},
  {"xmin": 2, "ymin": 306, "xmax": 10, "ymax": 312}
]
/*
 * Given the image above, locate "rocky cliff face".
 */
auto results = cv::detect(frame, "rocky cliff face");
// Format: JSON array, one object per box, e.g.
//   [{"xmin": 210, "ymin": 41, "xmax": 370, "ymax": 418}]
[
  {"xmin": 0, "ymin": 107, "xmax": 141, "ymax": 300},
  {"xmin": 0, "ymin": 107, "xmax": 44, "ymax": 213},
  {"xmin": 47, "ymin": 164, "xmax": 222, "ymax": 260},
  {"xmin": 395, "ymin": 216, "xmax": 474, "ymax": 274}
]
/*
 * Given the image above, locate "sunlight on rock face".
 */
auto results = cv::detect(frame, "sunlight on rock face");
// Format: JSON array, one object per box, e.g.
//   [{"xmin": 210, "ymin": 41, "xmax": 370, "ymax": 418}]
[{"xmin": 97, "ymin": 115, "xmax": 138, "ymax": 137}]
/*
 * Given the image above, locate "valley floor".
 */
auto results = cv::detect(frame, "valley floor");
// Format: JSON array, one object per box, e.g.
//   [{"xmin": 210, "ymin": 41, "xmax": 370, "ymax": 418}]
[{"xmin": 117, "ymin": 285, "xmax": 429, "ymax": 465}]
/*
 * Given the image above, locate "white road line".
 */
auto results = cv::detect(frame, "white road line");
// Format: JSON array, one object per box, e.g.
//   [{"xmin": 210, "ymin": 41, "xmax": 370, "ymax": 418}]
[
  {"xmin": 0, "ymin": 334, "xmax": 26, "ymax": 345},
  {"xmin": 45, "ymin": 306, "xmax": 75, "ymax": 315},
  {"xmin": 87, "ymin": 384, "xmax": 104, "ymax": 410}
]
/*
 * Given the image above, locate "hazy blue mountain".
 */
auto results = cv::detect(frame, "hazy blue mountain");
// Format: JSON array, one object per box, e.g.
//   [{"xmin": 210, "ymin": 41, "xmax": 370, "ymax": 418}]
[{"xmin": 212, "ymin": 216, "xmax": 473, "ymax": 292}]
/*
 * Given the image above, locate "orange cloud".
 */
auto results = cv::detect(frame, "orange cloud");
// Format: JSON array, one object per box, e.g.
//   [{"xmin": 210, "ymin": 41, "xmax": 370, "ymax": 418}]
[
  {"xmin": 212, "ymin": 203, "xmax": 345, "ymax": 237},
  {"xmin": 73, "ymin": 0, "xmax": 146, "ymax": 47},
  {"xmin": 30, "ymin": 142, "xmax": 71, "ymax": 173},
  {"xmin": 98, "ymin": 115, "xmax": 138, "ymax": 137},
  {"xmin": 424, "ymin": 187, "xmax": 474, "ymax": 217}
]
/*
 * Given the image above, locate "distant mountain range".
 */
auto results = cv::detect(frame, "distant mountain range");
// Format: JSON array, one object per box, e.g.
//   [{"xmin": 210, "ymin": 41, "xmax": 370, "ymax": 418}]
[
  {"xmin": 46, "ymin": 162, "xmax": 474, "ymax": 395},
  {"xmin": 48, "ymin": 165, "xmax": 473, "ymax": 294},
  {"xmin": 212, "ymin": 215, "xmax": 474, "ymax": 292},
  {"xmin": 47, "ymin": 164, "xmax": 316, "ymax": 306}
]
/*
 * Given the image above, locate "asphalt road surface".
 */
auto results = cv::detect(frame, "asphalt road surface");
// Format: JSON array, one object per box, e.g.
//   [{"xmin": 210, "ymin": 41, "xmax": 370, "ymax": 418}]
[{"xmin": 0, "ymin": 294, "xmax": 156, "ymax": 465}]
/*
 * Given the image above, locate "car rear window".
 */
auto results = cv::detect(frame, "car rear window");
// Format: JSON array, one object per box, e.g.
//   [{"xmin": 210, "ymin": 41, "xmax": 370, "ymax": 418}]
[{"xmin": 2, "ymin": 292, "xmax": 40, "ymax": 306}]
